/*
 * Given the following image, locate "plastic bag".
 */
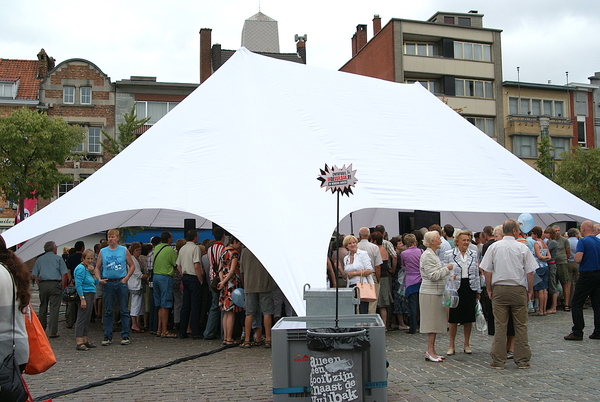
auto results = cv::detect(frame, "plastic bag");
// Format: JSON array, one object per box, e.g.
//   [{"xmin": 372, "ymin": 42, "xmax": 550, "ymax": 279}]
[
  {"xmin": 442, "ymin": 276, "xmax": 459, "ymax": 308},
  {"xmin": 306, "ymin": 328, "xmax": 370, "ymax": 352},
  {"xmin": 397, "ymin": 269, "xmax": 406, "ymax": 296},
  {"xmin": 475, "ymin": 300, "xmax": 487, "ymax": 332}
]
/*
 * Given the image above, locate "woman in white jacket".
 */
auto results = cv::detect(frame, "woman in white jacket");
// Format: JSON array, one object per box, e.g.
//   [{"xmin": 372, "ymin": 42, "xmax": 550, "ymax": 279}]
[
  {"xmin": 343, "ymin": 235, "xmax": 374, "ymax": 314},
  {"xmin": 128, "ymin": 242, "xmax": 146, "ymax": 333},
  {"xmin": 420, "ymin": 231, "xmax": 453, "ymax": 362}
]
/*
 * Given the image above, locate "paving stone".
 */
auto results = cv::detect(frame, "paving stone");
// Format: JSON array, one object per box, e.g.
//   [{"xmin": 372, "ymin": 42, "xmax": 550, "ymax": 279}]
[{"xmin": 24, "ymin": 287, "xmax": 600, "ymax": 401}]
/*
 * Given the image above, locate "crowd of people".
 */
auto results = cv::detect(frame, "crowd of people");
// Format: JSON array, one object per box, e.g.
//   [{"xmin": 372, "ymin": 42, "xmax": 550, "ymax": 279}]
[
  {"xmin": 1, "ymin": 216, "xmax": 599, "ymax": 389},
  {"xmin": 22, "ymin": 226, "xmax": 296, "ymax": 352},
  {"xmin": 328, "ymin": 220, "xmax": 600, "ymax": 369}
]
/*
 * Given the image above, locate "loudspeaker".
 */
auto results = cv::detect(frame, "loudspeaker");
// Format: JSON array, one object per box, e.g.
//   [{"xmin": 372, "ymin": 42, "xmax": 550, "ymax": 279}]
[
  {"xmin": 565, "ymin": 221, "xmax": 578, "ymax": 231},
  {"xmin": 184, "ymin": 219, "xmax": 196, "ymax": 237},
  {"xmin": 414, "ymin": 210, "xmax": 440, "ymax": 231}
]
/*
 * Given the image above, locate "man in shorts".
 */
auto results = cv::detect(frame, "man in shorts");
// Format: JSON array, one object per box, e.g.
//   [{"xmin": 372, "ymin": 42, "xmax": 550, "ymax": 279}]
[
  {"xmin": 239, "ymin": 247, "xmax": 274, "ymax": 348},
  {"xmin": 153, "ymin": 231, "xmax": 178, "ymax": 338}
]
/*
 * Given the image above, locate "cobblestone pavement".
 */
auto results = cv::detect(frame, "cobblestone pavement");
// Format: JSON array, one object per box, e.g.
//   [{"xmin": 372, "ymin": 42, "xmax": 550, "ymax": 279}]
[{"xmin": 24, "ymin": 287, "xmax": 600, "ymax": 402}]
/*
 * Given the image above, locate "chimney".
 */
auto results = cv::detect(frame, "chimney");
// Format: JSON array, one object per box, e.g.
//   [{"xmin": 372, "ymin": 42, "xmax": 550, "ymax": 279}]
[
  {"xmin": 356, "ymin": 24, "xmax": 367, "ymax": 51},
  {"xmin": 373, "ymin": 15, "xmax": 381, "ymax": 35},
  {"xmin": 295, "ymin": 34, "xmax": 307, "ymax": 64},
  {"xmin": 352, "ymin": 24, "xmax": 368, "ymax": 57},
  {"xmin": 199, "ymin": 28, "xmax": 212, "ymax": 84},
  {"xmin": 36, "ymin": 48, "xmax": 55, "ymax": 78}
]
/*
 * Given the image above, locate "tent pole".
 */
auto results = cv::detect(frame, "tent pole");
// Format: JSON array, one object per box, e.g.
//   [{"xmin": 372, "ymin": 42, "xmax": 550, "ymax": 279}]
[{"xmin": 335, "ymin": 191, "xmax": 340, "ymax": 328}]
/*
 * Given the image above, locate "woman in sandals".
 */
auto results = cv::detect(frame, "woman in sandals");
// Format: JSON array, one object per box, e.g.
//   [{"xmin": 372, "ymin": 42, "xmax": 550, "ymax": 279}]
[
  {"xmin": 217, "ymin": 236, "xmax": 244, "ymax": 345},
  {"xmin": 531, "ymin": 227, "xmax": 551, "ymax": 315},
  {"xmin": 128, "ymin": 242, "xmax": 146, "ymax": 333},
  {"xmin": 74, "ymin": 249, "xmax": 99, "ymax": 350}
]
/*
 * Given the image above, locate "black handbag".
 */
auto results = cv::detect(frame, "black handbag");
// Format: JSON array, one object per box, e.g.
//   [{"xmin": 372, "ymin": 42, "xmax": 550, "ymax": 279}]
[
  {"xmin": 0, "ymin": 266, "xmax": 28, "ymax": 402},
  {"xmin": 62, "ymin": 285, "xmax": 78, "ymax": 303}
]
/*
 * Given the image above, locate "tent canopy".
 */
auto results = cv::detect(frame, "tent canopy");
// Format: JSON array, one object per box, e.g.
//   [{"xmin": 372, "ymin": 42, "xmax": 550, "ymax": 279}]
[{"xmin": 4, "ymin": 48, "xmax": 600, "ymax": 315}]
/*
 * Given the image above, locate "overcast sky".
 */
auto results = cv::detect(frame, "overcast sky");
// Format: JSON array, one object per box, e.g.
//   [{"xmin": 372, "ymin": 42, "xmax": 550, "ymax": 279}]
[{"xmin": 3, "ymin": 0, "xmax": 599, "ymax": 86}]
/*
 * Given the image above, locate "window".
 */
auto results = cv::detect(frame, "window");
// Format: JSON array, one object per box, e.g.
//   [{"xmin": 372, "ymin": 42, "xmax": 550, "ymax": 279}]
[
  {"xmin": 466, "ymin": 117, "xmax": 495, "ymax": 136},
  {"xmin": 455, "ymin": 79, "xmax": 493, "ymax": 98},
  {"xmin": 58, "ymin": 178, "xmax": 74, "ymax": 198},
  {"xmin": 453, "ymin": 41, "xmax": 491, "ymax": 61},
  {"xmin": 80, "ymin": 87, "xmax": 92, "ymax": 104},
  {"xmin": 406, "ymin": 80, "xmax": 437, "ymax": 94},
  {"xmin": 404, "ymin": 42, "xmax": 436, "ymax": 57},
  {"xmin": 135, "ymin": 101, "xmax": 179, "ymax": 125},
  {"xmin": 88, "ymin": 127, "xmax": 101, "ymax": 153},
  {"xmin": 0, "ymin": 82, "xmax": 15, "ymax": 98},
  {"xmin": 508, "ymin": 97, "xmax": 565, "ymax": 117},
  {"xmin": 552, "ymin": 137, "xmax": 571, "ymax": 159},
  {"xmin": 457, "ymin": 17, "xmax": 471, "ymax": 26},
  {"xmin": 577, "ymin": 116, "xmax": 586, "ymax": 147},
  {"xmin": 513, "ymin": 136, "xmax": 537, "ymax": 158},
  {"xmin": 63, "ymin": 87, "xmax": 75, "ymax": 104},
  {"xmin": 444, "ymin": 16, "xmax": 455, "ymax": 24}
]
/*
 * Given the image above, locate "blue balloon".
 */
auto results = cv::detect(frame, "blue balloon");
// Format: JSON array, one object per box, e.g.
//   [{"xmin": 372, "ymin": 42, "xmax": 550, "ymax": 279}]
[
  {"xmin": 518, "ymin": 213, "xmax": 535, "ymax": 233},
  {"xmin": 232, "ymin": 288, "xmax": 245, "ymax": 308}
]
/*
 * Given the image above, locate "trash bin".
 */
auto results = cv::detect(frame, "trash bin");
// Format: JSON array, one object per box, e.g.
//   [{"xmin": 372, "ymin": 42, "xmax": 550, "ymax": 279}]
[
  {"xmin": 306, "ymin": 328, "xmax": 370, "ymax": 402},
  {"xmin": 272, "ymin": 314, "xmax": 387, "ymax": 402}
]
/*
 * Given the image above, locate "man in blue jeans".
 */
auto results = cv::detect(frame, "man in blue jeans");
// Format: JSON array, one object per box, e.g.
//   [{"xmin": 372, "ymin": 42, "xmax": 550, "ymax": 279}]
[
  {"xmin": 95, "ymin": 229, "xmax": 135, "ymax": 345},
  {"xmin": 203, "ymin": 226, "xmax": 226, "ymax": 340},
  {"xmin": 564, "ymin": 220, "xmax": 600, "ymax": 341}
]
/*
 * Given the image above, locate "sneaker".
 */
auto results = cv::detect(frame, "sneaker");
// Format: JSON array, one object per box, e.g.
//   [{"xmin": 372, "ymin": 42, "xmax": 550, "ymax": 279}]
[
  {"xmin": 564, "ymin": 333, "xmax": 583, "ymax": 341},
  {"xmin": 101, "ymin": 337, "xmax": 112, "ymax": 346},
  {"xmin": 506, "ymin": 351, "xmax": 514, "ymax": 360},
  {"xmin": 489, "ymin": 363, "xmax": 504, "ymax": 370},
  {"xmin": 120, "ymin": 337, "xmax": 130, "ymax": 345},
  {"xmin": 589, "ymin": 333, "xmax": 600, "ymax": 339}
]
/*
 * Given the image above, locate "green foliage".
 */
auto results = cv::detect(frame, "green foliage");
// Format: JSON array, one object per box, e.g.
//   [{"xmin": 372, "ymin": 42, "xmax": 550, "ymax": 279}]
[
  {"xmin": 0, "ymin": 107, "xmax": 85, "ymax": 219},
  {"xmin": 535, "ymin": 135, "xmax": 554, "ymax": 178},
  {"xmin": 553, "ymin": 146, "xmax": 600, "ymax": 209},
  {"xmin": 102, "ymin": 104, "xmax": 150, "ymax": 156}
]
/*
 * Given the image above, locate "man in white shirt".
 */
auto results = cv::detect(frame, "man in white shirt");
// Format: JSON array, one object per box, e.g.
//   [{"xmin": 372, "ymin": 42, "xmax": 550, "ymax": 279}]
[
  {"xmin": 481, "ymin": 219, "xmax": 537, "ymax": 370},
  {"xmin": 357, "ymin": 227, "xmax": 382, "ymax": 314}
]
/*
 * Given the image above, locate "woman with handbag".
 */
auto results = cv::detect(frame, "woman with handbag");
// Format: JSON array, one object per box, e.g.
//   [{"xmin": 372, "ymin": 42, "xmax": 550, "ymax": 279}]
[
  {"xmin": 442, "ymin": 230, "xmax": 481, "ymax": 356},
  {"xmin": 342, "ymin": 235, "xmax": 374, "ymax": 314},
  {"xmin": 0, "ymin": 236, "xmax": 30, "ymax": 402},
  {"xmin": 74, "ymin": 249, "xmax": 100, "ymax": 351},
  {"xmin": 419, "ymin": 231, "xmax": 453, "ymax": 362}
]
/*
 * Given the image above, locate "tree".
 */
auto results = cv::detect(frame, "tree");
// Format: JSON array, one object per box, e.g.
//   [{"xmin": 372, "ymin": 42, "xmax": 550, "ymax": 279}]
[
  {"xmin": 535, "ymin": 135, "xmax": 554, "ymax": 178},
  {"xmin": 102, "ymin": 104, "xmax": 150, "ymax": 156},
  {"xmin": 553, "ymin": 146, "xmax": 600, "ymax": 209},
  {"xmin": 0, "ymin": 107, "xmax": 85, "ymax": 221}
]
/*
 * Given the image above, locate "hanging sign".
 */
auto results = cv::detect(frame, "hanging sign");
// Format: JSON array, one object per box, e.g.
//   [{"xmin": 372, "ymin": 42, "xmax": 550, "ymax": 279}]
[{"xmin": 317, "ymin": 164, "xmax": 357, "ymax": 196}]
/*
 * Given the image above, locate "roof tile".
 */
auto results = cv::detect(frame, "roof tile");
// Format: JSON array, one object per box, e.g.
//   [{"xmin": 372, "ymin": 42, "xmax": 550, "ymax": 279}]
[{"xmin": 0, "ymin": 59, "xmax": 42, "ymax": 100}]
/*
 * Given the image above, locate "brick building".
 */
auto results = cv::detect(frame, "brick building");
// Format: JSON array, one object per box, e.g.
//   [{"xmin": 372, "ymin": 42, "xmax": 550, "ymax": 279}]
[
  {"xmin": 340, "ymin": 11, "xmax": 504, "ymax": 143},
  {"xmin": 37, "ymin": 58, "xmax": 116, "ymax": 208}
]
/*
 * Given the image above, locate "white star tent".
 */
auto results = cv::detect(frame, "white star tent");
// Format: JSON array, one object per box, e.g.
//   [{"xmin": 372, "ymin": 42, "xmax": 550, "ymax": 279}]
[{"xmin": 4, "ymin": 48, "xmax": 600, "ymax": 315}]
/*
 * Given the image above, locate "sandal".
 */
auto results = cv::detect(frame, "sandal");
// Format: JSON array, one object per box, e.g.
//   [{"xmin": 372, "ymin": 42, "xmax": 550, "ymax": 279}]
[
  {"xmin": 564, "ymin": 306, "xmax": 571, "ymax": 312},
  {"xmin": 76, "ymin": 343, "xmax": 89, "ymax": 351},
  {"xmin": 132, "ymin": 328, "xmax": 145, "ymax": 333},
  {"xmin": 223, "ymin": 340, "xmax": 239, "ymax": 346},
  {"xmin": 84, "ymin": 342, "xmax": 97, "ymax": 349},
  {"xmin": 251, "ymin": 340, "xmax": 265, "ymax": 347},
  {"xmin": 264, "ymin": 340, "xmax": 272, "ymax": 349},
  {"xmin": 240, "ymin": 341, "xmax": 252, "ymax": 348},
  {"xmin": 161, "ymin": 332, "xmax": 178, "ymax": 338}
]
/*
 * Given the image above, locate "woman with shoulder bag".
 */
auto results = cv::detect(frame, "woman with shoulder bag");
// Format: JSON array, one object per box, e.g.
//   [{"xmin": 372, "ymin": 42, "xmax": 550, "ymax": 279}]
[
  {"xmin": 343, "ymin": 235, "xmax": 374, "ymax": 314},
  {"xmin": 0, "ymin": 236, "xmax": 30, "ymax": 402}
]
